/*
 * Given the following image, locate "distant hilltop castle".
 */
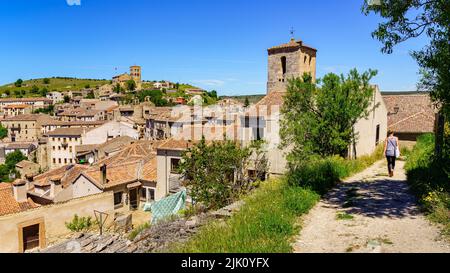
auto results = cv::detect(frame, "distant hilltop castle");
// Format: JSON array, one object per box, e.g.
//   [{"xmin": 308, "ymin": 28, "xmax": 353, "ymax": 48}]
[{"xmin": 112, "ymin": 65, "xmax": 142, "ymax": 89}]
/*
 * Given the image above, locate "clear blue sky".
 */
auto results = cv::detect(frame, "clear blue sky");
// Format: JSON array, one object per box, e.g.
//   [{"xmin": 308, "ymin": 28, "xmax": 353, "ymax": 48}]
[{"xmin": 0, "ymin": 0, "xmax": 428, "ymax": 95}]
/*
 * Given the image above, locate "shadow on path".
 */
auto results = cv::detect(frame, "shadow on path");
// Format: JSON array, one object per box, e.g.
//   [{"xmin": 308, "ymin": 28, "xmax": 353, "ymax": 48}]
[{"xmin": 323, "ymin": 178, "xmax": 421, "ymax": 219}]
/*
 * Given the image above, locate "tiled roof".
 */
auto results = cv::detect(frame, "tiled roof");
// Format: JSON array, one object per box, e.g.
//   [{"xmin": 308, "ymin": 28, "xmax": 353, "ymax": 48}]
[
  {"xmin": 2, "ymin": 114, "xmax": 56, "ymax": 123},
  {"xmin": 0, "ymin": 182, "xmax": 38, "ymax": 216},
  {"xmin": 6, "ymin": 142, "xmax": 36, "ymax": 150},
  {"xmin": 3, "ymin": 104, "xmax": 31, "ymax": 109},
  {"xmin": 382, "ymin": 94, "xmax": 437, "ymax": 133},
  {"xmin": 97, "ymin": 136, "xmax": 135, "ymax": 153},
  {"xmin": 0, "ymin": 98, "xmax": 53, "ymax": 103},
  {"xmin": 268, "ymin": 39, "xmax": 317, "ymax": 52},
  {"xmin": 47, "ymin": 127, "xmax": 92, "ymax": 136},
  {"xmin": 32, "ymin": 165, "xmax": 90, "ymax": 188},
  {"xmin": 157, "ymin": 139, "xmax": 196, "ymax": 151},
  {"xmin": 16, "ymin": 160, "xmax": 39, "ymax": 169}
]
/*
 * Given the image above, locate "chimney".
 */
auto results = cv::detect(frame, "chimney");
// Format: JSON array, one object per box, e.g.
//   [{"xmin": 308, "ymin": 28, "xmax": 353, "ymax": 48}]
[
  {"xmin": 50, "ymin": 178, "xmax": 62, "ymax": 198},
  {"xmin": 100, "ymin": 164, "xmax": 107, "ymax": 184},
  {"xmin": 12, "ymin": 179, "xmax": 28, "ymax": 202}
]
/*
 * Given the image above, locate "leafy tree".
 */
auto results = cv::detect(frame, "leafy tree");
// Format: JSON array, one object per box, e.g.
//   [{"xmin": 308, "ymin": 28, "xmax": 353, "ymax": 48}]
[
  {"xmin": 14, "ymin": 79, "xmax": 23, "ymax": 87},
  {"xmin": 280, "ymin": 70, "xmax": 378, "ymax": 163},
  {"xmin": 113, "ymin": 83, "xmax": 123, "ymax": 94},
  {"xmin": 179, "ymin": 137, "xmax": 268, "ymax": 209},
  {"xmin": 13, "ymin": 90, "xmax": 21, "ymax": 97},
  {"xmin": 4, "ymin": 90, "xmax": 10, "ymax": 96},
  {"xmin": 43, "ymin": 78, "xmax": 50, "ymax": 84},
  {"xmin": 40, "ymin": 87, "xmax": 49, "ymax": 97},
  {"xmin": 175, "ymin": 82, "xmax": 180, "ymax": 90},
  {"xmin": 0, "ymin": 124, "xmax": 7, "ymax": 139},
  {"xmin": 126, "ymin": 80, "xmax": 136, "ymax": 91},
  {"xmin": 63, "ymin": 95, "xmax": 70, "ymax": 103},
  {"xmin": 85, "ymin": 92, "xmax": 95, "ymax": 99},
  {"xmin": 209, "ymin": 90, "xmax": 218, "ymax": 99},
  {"xmin": 138, "ymin": 90, "xmax": 170, "ymax": 106},
  {"xmin": 362, "ymin": 0, "xmax": 450, "ymax": 118},
  {"xmin": 30, "ymin": 85, "xmax": 39, "ymax": 94},
  {"xmin": 5, "ymin": 150, "xmax": 27, "ymax": 170},
  {"xmin": 84, "ymin": 84, "xmax": 90, "ymax": 89},
  {"xmin": 244, "ymin": 97, "xmax": 250, "ymax": 107},
  {"xmin": 33, "ymin": 105, "xmax": 54, "ymax": 115}
]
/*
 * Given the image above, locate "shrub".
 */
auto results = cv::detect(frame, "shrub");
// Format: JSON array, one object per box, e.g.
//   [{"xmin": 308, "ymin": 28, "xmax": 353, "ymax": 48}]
[{"xmin": 65, "ymin": 214, "xmax": 93, "ymax": 232}]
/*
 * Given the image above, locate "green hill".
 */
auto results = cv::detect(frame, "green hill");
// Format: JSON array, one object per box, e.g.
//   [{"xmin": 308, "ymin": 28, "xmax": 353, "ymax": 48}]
[
  {"xmin": 220, "ymin": 94, "xmax": 266, "ymax": 104},
  {"xmin": 0, "ymin": 77, "xmax": 111, "ymax": 98}
]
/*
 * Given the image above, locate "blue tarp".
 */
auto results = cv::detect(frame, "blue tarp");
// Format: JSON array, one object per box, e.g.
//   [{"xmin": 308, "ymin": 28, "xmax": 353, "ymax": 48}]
[{"xmin": 143, "ymin": 190, "xmax": 187, "ymax": 224}]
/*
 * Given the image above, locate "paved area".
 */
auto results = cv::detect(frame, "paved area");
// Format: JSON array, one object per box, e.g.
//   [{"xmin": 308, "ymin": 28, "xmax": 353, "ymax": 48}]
[{"xmin": 293, "ymin": 160, "xmax": 450, "ymax": 253}]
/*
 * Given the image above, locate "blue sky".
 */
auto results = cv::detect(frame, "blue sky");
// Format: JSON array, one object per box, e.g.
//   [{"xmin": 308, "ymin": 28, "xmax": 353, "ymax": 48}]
[{"xmin": 0, "ymin": 0, "xmax": 428, "ymax": 95}]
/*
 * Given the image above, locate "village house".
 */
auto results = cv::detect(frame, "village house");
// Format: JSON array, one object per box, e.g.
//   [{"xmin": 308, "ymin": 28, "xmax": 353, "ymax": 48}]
[
  {"xmin": 2, "ymin": 104, "xmax": 32, "ymax": 118},
  {"xmin": 46, "ymin": 92, "xmax": 64, "ymax": 104},
  {"xmin": 75, "ymin": 135, "xmax": 135, "ymax": 165},
  {"xmin": 0, "ymin": 114, "xmax": 57, "ymax": 142},
  {"xmin": 15, "ymin": 160, "xmax": 40, "ymax": 179},
  {"xmin": 46, "ymin": 121, "xmax": 139, "ymax": 169},
  {"xmin": 0, "ymin": 97, "xmax": 53, "ymax": 113},
  {"xmin": 4, "ymin": 142, "xmax": 37, "ymax": 157},
  {"xmin": 153, "ymin": 81, "xmax": 175, "ymax": 90},
  {"xmin": 0, "ymin": 179, "xmax": 114, "ymax": 253},
  {"xmin": 26, "ymin": 141, "xmax": 157, "ymax": 210},
  {"xmin": 382, "ymin": 92, "xmax": 437, "ymax": 141}
]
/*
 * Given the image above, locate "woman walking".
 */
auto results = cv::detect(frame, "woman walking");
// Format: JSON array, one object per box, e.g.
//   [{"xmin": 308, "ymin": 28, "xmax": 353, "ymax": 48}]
[{"xmin": 384, "ymin": 129, "xmax": 400, "ymax": 177}]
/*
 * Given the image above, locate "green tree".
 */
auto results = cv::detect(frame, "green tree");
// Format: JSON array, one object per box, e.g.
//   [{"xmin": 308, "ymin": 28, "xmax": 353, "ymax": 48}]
[
  {"xmin": 4, "ymin": 90, "xmax": 10, "ymax": 96},
  {"xmin": 5, "ymin": 150, "xmax": 27, "ymax": 170},
  {"xmin": 14, "ymin": 79, "xmax": 23, "ymax": 87},
  {"xmin": 244, "ymin": 97, "xmax": 250, "ymax": 107},
  {"xmin": 280, "ymin": 70, "xmax": 378, "ymax": 162},
  {"xmin": 40, "ymin": 87, "xmax": 49, "ymax": 97},
  {"xmin": 30, "ymin": 85, "xmax": 39, "ymax": 94},
  {"xmin": 85, "ymin": 92, "xmax": 95, "ymax": 99},
  {"xmin": 126, "ymin": 80, "xmax": 136, "ymax": 91},
  {"xmin": 363, "ymin": 0, "xmax": 450, "ymax": 118},
  {"xmin": 0, "ymin": 124, "xmax": 7, "ymax": 139},
  {"xmin": 63, "ymin": 95, "xmax": 70, "ymax": 103},
  {"xmin": 209, "ymin": 90, "xmax": 218, "ymax": 99},
  {"xmin": 84, "ymin": 84, "xmax": 91, "ymax": 89},
  {"xmin": 179, "ymin": 138, "xmax": 267, "ymax": 209},
  {"xmin": 43, "ymin": 78, "xmax": 50, "ymax": 84},
  {"xmin": 13, "ymin": 90, "xmax": 21, "ymax": 97}
]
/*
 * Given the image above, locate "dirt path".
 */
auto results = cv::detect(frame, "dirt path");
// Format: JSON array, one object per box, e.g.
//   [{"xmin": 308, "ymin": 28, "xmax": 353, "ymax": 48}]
[{"xmin": 293, "ymin": 160, "xmax": 450, "ymax": 253}]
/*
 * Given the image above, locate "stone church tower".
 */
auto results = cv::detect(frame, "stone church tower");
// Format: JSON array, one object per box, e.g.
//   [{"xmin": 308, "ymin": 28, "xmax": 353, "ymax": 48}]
[{"xmin": 267, "ymin": 38, "xmax": 317, "ymax": 94}]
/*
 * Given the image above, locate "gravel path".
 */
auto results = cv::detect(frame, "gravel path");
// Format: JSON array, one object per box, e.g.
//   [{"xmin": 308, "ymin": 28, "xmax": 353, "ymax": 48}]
[{"xmin": 293, "ymin": 160, "xmax": 450, "ymax": 253}]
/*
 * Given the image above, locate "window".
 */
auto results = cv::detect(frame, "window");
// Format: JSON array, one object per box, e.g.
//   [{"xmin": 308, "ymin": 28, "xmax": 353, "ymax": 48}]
[
  {"xmin": 376, "ymin": 124, "xmax": 381, "ymax": 145},
  {"xmin": 70, "ymin": 159, "xmax": 73, "ymax": 164},
  {"xmin": 114, "ymin": 192, "xmax": 123, "ymax": 206},
  {"xmin": 58, "ymin": 146, "xmax": 61, "ymax": 150},
  {"xmin": 149, "ymin": 188, "xmax": 155, "ymax": 201},
  {"xmin": 141, "ymin": 188, "xmax": 147, "ymax": 201},
  {"xmin": 281, "ymin": 56, "xmax": 287, "ymax": 75},
  {"xmin": 64, "ymin": 158, "xmax": 67, "ymax": 164},
  {"xmin": 53, "ymin": 158, "xmax": 56, "ymax": 164},
  {"xmin": 244, "ymin": 116, "xmax": 250, "ymax": 128},
  {"xmin": 53, "ymin": 146, "xmax": 55, "ymax": 151},
  {"xmin": 304, "ymin": 56, "xmax": 308, "ymax": 64},
  {"xmin": 69, "ymin": 146, "xmax": 72, "ymax": 152},
  {"xmin": 58, "ymin": 158, "xmax": 61, "ymax": 164},
  {"xmin": 171, "ymin": 158, "xmax": 181, "ymax": 174}
]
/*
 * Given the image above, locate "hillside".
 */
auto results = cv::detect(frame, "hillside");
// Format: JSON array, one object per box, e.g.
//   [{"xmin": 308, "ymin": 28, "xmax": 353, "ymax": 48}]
[
  {"xmin": 220, "ymin": 94, "xmax": 266, "ymax": 104},
  {"xmin": 0, "ymin": 77, "xmax": 111, "ymax": 97}
]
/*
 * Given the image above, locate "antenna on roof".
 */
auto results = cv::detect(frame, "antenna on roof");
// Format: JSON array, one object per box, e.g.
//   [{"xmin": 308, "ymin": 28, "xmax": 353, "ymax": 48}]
[{"xmin": 290, "ymin": 27, "xmax": 295, "ymax": 40}]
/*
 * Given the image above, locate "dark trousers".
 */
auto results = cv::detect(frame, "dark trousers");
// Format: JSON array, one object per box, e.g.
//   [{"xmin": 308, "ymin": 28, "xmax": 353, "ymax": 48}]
[{"xmin": 387, "ymin": 156, "xmax": 396, "ymax": 173}]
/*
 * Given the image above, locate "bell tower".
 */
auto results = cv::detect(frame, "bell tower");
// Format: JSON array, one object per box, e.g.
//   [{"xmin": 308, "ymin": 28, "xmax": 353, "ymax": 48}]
[{"xmin": 267, "ymin": 38, "xmax": 317, "ymax": 94}]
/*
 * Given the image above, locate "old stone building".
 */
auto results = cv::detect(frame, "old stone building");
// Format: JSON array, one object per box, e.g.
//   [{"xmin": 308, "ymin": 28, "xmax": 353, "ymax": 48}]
[
  {"xmin": 267, "ymin": 38, "xmax": 317, "ymax": 94},
  {"xmin": 0, "ymin": 114, "xmax": 56, "ymax": 142}
]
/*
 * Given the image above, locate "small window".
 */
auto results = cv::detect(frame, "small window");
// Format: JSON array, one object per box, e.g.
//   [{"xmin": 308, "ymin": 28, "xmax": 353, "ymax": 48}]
[
  {"xmin": 53, "ymin": 158, "xmax": 56, "ymax": 164},
  {"xmin": 149, "ymin": 188, "xmax": 155, "ymax": 201},
  {"xmin": 304, "ymin": 56, "xmax": 308, "ymax": 63},
  {"xmin": 114, "ymin": 192, "xmax": 123, "ymax": 206},
  {"xmin": 376, "ymin": 124, "xmax": 381, "ymax": 145},
  {"xmin": 64, "ymin": 158, "xmax": 67, "ymax": 164},
  {"xmin": 244, "ymin": 116, "xmax": 250, "ymax": 128},
  {"xmin": 58, "ymin": 158, "xmax": 61, "ymax": 164},
  {"xmin": 281, "ymin": 56, "xmax": 287, "ymax": 75},
  {"xmin": 171, "ymin": 158, "xmax": 181, "ymax": 174}
]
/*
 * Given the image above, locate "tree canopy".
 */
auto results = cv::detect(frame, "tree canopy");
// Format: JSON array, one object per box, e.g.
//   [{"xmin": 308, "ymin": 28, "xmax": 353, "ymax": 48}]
[
  {"xmin": 280, "ymin": 70, "xmax": 378, "ymax": 164},
  {"xmin": 363, "ymin": 0, "xmax": 450, "ymax": 117}
]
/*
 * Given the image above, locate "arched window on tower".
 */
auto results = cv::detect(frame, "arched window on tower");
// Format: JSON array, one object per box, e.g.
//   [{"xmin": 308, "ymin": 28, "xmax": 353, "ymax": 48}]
[{"xmin": 281, "ymin": 56, "xmax": 287, "ymax": 76}]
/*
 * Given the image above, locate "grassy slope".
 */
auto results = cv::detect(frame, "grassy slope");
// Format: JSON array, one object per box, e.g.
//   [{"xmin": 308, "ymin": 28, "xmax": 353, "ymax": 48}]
[
  {"xmin": 0, "ymin": 77, "xmax": 110, "ymax": 96},
  {"xmin": 405, "ymin": 134, "xmax": 450, "ymax": 237},
  {"xmin": 171, "ymin": 145, "xmax": 385, "ymax": 253}
]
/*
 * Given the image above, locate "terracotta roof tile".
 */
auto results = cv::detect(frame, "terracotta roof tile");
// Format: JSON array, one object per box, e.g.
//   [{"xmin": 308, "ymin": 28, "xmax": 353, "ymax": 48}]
[{"xmin": 0, "ymin": 183, "xmax": 38, "ymax": 216}]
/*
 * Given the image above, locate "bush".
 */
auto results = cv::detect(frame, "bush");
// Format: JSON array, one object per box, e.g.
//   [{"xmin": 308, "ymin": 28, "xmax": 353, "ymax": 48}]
[
  {"xmin": 405, "ymin": 133, "xmax": 450, "ymax": 236},
  {"xmin": 65, "ymin": 214, "xmax": 93, "ymax": 232},
  {"xmin": 286, "ymin": 144, "xmax": 384, "ymax": 195}
]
